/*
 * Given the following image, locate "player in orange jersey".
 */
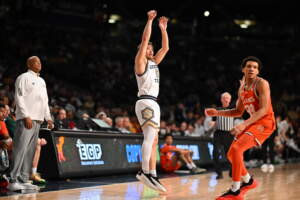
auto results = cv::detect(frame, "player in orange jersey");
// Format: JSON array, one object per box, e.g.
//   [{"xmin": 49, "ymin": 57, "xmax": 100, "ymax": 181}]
[
  {"xmin": 160, "ymin": 134, "xmax": 205, "ymax": 174},
  {"xmin": 205, "ymin": 56, "xmax": 275, "ymax": 200}
]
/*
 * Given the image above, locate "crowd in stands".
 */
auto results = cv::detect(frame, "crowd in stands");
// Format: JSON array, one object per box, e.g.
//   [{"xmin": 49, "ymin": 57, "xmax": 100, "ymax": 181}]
[{"xmin": 0, "ymin": 3, "xmax": 299, "ymax": 166}]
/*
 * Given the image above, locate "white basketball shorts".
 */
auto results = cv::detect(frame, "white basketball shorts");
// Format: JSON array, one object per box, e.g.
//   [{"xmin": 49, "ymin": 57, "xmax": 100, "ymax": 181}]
[{"xmin": 135, "ymin": 99, "xmax": 160, "ymax": 129}]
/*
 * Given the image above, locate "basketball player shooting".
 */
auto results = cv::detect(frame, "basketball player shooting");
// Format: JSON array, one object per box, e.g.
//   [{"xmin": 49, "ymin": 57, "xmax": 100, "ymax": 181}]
[
  {"xmin": 205, "ymin": 56, "xmax": 276, "ymax": 200},
  {"xmin": 134, "ymin": 10, "xmax": 169, "ymax": 192}
]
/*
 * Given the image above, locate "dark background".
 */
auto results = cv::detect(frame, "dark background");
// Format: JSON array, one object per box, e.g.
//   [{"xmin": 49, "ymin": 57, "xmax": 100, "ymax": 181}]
[{"xmin": 0, "ymin": 0, "xmax": 299, "ymax": 120}]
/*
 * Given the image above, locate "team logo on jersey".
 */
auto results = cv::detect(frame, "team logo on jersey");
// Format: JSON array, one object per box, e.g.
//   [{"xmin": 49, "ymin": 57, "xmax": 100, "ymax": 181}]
[
  {"xmin": 244, "ymin": 97, "xmax": 255, "ymax": 104},
  {"xmin": 141, "ymin": 107, "xmax": 154, "ymax": 120}
]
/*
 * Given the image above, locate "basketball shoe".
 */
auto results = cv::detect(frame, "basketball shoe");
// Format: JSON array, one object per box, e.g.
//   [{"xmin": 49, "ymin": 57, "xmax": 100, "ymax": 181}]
[
  {"xmin": 150, "ymin": 176, "xmax": 167, "ymax": 192},
  {"xmin": 31, "ymin": 173, "xmax": 46, "ymax": 184},
  {"xmin": 216, "ymin": 189, "xmax": 243, "ymax": 200},
  {"xmin": 136, "ymin": 170, "xmax": 158, "ymax": 191},
  {"xmin": 240, "ymin": 177, "xmax": 258, "ymax": 195}
]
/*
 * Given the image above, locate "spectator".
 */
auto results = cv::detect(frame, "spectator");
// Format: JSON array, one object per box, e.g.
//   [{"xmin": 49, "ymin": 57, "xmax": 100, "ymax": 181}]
[
  {"xmin": 4, "ymin": 104, "xmax": 16, "ymax": 139},
  {"xmin": 174, "ymin": 103, "xmax": 186, "ymax": 123},
  {"xmin": 0, "ymin": 104, "xmax": 12, "ymax": 186},
  {"xmin": 169, "ymin": 122, "xmax": 180, "ymax": 136},
  {"xmin": 123, "ymin": 116, "xmax": 137, "ymax": 133},
  {"xmin": 76, "ymin": 113, "xmax": 97, "ymax": 131},
  {"xmin": 179, "ymin": 121, "xmax": 188, "ymax": 136},
  {"xmin": 194, "ymin": 116, "xmax": 205, "ymax": 137},
  {"xmin": 66, "ymin": 110, "xmax": 77, "ymax": 129},
  {"xmin": 115, "ymin": 116, "xmax": 130, "ymax": 133},
  {"xmin": 185, "ymin": 123, "xmax": 196, "ymax": 137},
  {"xmin": 0, "ymin": 104, "xmax": 12, "ymax": 151},
  {"xmin": 185, "ymin": 111, "xmax": 195, "ymax": 125},
  {"xmin": 54, "ymin": 108, "xmax": 69, "ymax": 129},
  {"xmin": 159, "ymin": 120, "xmax": 168, "ymax": 136}
]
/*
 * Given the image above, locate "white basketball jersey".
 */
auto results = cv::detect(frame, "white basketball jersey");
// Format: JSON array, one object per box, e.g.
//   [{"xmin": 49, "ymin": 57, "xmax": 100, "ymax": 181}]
[{"xmin": 135, "ymin": 60, "xmax": 159, "ymax": 98}]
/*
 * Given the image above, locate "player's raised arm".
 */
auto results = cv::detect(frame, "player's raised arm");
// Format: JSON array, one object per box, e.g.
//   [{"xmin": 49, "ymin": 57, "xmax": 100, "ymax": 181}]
[
  {"xmin": 135, "ymin": 10, "xmax": 157, "ymax": 75},
  {"xmin": 153, "ymin": 16, "xmax": 169, "ymax": 65}
]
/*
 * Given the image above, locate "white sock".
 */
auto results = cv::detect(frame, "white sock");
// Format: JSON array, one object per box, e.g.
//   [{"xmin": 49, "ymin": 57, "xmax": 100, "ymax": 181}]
[
  {"xmin": 187, "ymin": 163, "xmax": 193, "ymax": 169},
  {"xmin": 141, "ymin": 126, "xmax": 156, "ymax": 174},
  {"xmin": 242, "ymin": 173, "xmax": 251, "ymax": 183},
  {"xmin": 231, "ymin": 181, "xmax": 241, "ymax": 192},
  {"xmin": 191, "ymin": 162, "xmax": 197, "ymax": 168},
  {"xmin": 32, "ymin": 168, "xmax": 37, "ymax": 174},
  {"xmin": 150, "ymin": 170, "xmax": 157, "ymax": 177}
]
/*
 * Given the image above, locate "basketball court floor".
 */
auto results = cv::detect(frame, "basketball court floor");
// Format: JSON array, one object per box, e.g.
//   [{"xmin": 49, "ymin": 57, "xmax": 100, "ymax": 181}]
[{"xmin": 0, "ymin": 162, "xmax": 299, "ymax": 200}]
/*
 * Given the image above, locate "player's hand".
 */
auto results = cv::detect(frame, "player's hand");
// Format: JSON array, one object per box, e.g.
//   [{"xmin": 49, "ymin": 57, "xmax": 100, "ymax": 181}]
[
  {"xmin": 24, "ymin": 117, "xmax": 33, "ymax": 129},
  {"xmin": 204, "ymin": 108, "xmax": 218, "ymax": 117},
  {"xmin": 147, "ymin": 10, "xmax": 157, "ymax": 20},
  {"xmin": 40, "ymin": 138, "xmax": 47, "ymax": 146},
  {"xmin": 230, "ymin": 123, "xmax": 246, "ymax": 136},
  {"xmin": 159, "ymin": 16, "xmax": 168, "ymax": 30},
  {"xmin": 47, "ymin": 120, "xmax": 54, "ymax": 130}
]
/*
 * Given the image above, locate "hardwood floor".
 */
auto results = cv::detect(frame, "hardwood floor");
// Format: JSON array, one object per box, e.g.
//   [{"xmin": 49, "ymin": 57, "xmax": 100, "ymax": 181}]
[{"xmin": 1, "ymin": 163, "xmax": 299, "ymax": 200}]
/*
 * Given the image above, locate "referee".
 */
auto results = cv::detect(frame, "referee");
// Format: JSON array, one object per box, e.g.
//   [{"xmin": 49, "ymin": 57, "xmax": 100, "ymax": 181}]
[{"xmin": 212, "ymin": 92, "xmax": 234, "ymax": 179}]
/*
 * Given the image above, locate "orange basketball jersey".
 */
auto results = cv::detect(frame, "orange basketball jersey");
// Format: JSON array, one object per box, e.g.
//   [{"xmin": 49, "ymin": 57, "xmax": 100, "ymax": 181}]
[
  {"xmin": 160, "ymin": 144, "xmax": 181, "ymax": 172},
  {"xmin": 239, "ymin": 77, "xmax": 276, "ymax": 144}
]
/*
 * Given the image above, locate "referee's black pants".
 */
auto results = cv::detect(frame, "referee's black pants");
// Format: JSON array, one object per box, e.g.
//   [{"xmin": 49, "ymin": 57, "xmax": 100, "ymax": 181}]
[{"xmin": 213, "ymin": 130, "xmax": 234, "ymax": 176}]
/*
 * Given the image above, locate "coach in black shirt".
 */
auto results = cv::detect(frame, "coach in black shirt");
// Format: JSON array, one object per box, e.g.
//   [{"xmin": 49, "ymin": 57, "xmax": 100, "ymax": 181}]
[{"xmin": 212, "ymin": 92, "xmax": 234, "ymax": 179}]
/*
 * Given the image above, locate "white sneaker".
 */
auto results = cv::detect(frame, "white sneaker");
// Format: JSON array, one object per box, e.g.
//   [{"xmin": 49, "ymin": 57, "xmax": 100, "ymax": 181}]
[
  {"xmin": 136, "ymin": 170, "xmax": 158, "ymax": 191},
  {"xmin": 268, "ymin": 164, "xmax": 275, "ymax": 173},
  {"xmin": 261, "ymin": 164, "xmax": 268, "ymax": 173},
  {"xmin": 151, "ymin": 176, "xmax": 167, "ymax": 192},
  {"xmin": 22, "ymin": 182, "xmax": 39, "ymax": 190},
  {"xmin": 190, "ymin": 167, "xmax": 206, "ymax": 174},
  {"xmin": 7, "ymin": 182, "xmax": 26, "ymax": 191}
]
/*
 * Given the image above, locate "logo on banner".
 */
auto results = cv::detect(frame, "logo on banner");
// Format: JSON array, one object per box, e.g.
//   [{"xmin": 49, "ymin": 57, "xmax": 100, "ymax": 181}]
[
  {"xmin": 125, "ymin": 144, "xmax": 142, "ymax": 163},
  {"xmin": 76, "ymin": 139, "xmax": 104, "ymax": 166}
]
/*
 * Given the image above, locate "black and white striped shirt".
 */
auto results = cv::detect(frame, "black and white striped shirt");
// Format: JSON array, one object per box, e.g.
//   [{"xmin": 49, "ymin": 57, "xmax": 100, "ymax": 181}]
[{"xmin": 214, "ymin": 107, "xmax": 234, "ymax": 131}]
